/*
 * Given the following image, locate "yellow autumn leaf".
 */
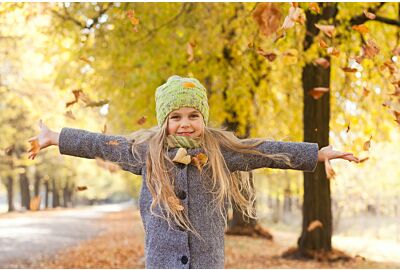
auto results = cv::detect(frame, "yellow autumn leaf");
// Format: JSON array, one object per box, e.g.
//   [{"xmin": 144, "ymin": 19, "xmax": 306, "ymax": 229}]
[
  {"xmin": 307, "ymin": 220, "xmax": 323, "ymax": 232},
  {"xmin": 324, "ymin": 158, "xmax": 336, "ymax": 179},
  {"xmin": 172, "ymin": 148, "xmax": 191, "ymax": 165}
]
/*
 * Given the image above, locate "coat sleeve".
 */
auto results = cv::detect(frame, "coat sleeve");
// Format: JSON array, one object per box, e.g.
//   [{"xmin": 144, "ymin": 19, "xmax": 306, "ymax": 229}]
[
  {"xmin": 58, "ymin": 127, "xmax": 145, "ymax": 175},
  {"xmin": 221, "ymin": 139, "xmax": 319, "ymax": 173}
]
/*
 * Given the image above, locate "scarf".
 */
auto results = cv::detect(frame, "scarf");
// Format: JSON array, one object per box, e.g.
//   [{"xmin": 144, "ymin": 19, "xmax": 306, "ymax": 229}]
[{"xmin": 166, "ymin": 135, "xmax": 202, "ymax": 149}]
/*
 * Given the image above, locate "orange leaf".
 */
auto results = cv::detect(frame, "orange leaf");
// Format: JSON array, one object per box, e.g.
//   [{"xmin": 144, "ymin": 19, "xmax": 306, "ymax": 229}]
[
  {"xmin": 190, "ymin": 153, "xmax": 208, "ymax": 172},
  {"xmin": 362, "ymin": 87, "xmax": 371, "ymax": 98},
  {"xmin": 28, "ymin": 138, "xmax": 40, "ymax": 156},
  {"xmin": 392, "ymin": 47, "xmax": 400, "ymax": 56},
  {"xmin": 327, "ymin": 47, "xmax": 340, "ymax": 56},
  {"xmin": 341, "ymin": 67, "xmax": 358, "ymax": 73},
  {"xmin": 256, "ymin": 47, "xmax": 277, "ymax": 62},
  {"xmin": 315, "ymin": 24, "xmax": 335, "ymax": 38},
  {"xmin": 352, "ymin": 24, "xmax": 369, "ymax": 34},
  {"xmin": 127, "ymin": 10, "xmax": 139, "ymax": 26},
  {"xmin": 281, "ymin": 5, "xmax": 304, "ymax": 30},
  {"xmin": 137, "ymin": 116, "xmax": 147, "ymax": 125},
  {"xmin": 79, "ymin": 56, "xmax": 92, "ymax": 64},
  {"xmin": 183, "ymin": 82, "xmax": 196, "ymax": 88},
  {"xmin": 307, "ymin": 220, "xmax": 323, "ymax": 232},
  {"xmin": 363, "ymin": 136, "xmax": 372, "ymax": 151},
  {"xmin": 187, "ymin": 41, "xmax": 196, "ymax": 62},
  {"xmin": 362, "ymin": 39, "xmax": 380, "ymax": 58},
  {"xmin": 319, "ymin": 39, "xmax": 328, "ymax": 48},
  {"xmin": 252, "ymin": 3, "xmax": 282, "ymax": 37},
  {"xmin": 314, "ymin": 58, "xmax": 330, "ymax": 69},
  {"xmin": 393, "ymin": 111, "xmax": 400, "ymax": 125},
  {"xmin": 324, "ymin": 159, "xmax": 336, "ymax": 179},
  {"xmin": 309, "ymin": 87, "xmax": 329, "ymax": 100},
  {"xmin": 106, "ymin": 140, "xmax": 120, "ymax": 146},
  {"xmin": 363, "ymin": 10, "xmax": 376, "ymax": 20},
  {"xmin": 309, "ymin": 3, "xmax": 321, "ymax": 14},
  {"xmin": 76, "ymin": 186, "xmax": 88, "ymax": 191}
]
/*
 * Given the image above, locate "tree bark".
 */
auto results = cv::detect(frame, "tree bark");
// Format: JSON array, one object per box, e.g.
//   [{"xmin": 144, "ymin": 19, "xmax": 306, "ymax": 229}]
[
  {"xmin": 6, "ymin": 176, "xmax": 15, "ymax": 212},
  {"xmin": 52, "ymin": 178, "xmax": 60, "ymax": 208},
  {"xmin": 44, "ymin": 179, "xmax": 49, "ymax": 208},
  {"xmin": 19, "ymin": 170, "xmax": 31, "ymax": 210}
]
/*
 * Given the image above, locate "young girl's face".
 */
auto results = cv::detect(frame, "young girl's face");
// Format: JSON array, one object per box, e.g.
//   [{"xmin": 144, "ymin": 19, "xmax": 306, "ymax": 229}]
[{"xmin": 167, "ymin": 107, "xmax": 204, "ymax": 138}]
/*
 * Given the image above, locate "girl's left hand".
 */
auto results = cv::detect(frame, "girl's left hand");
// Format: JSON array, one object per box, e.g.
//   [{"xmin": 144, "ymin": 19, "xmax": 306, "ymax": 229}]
[{"xmin": 318, "ymin": 145, "xmax": 359, "ymax": 163}]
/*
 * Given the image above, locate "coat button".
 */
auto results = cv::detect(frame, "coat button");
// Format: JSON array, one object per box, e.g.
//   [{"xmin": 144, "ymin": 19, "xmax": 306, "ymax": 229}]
[
  {"xmin": 176, "ymin": 190, "xmax": 187, "ymax": 200},
  {"xmin": 181, "ymin": 255, "xmax": 188, "ymax": 264}
]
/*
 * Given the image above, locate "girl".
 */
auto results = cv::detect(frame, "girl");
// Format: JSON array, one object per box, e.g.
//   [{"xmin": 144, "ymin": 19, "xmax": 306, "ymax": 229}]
[{"xmin": 28, "ymin": 75, "xmax": 358, "ymax": 269}]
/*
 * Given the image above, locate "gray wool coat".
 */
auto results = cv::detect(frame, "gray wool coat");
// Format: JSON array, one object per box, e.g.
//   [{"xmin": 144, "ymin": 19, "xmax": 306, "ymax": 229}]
[{"xmin": 58, "ymin": 128, "xmax": 319, "ymax": 269}]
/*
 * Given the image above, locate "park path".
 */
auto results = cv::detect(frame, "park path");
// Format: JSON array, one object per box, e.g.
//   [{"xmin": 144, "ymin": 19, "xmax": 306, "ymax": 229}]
[{"xmin": 0, "ymin": 201, "xmax": 134, "ymax": 268}]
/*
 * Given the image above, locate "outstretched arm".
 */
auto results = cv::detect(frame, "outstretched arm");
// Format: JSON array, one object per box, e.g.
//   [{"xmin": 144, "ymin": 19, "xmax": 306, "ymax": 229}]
[
  {"xmin": 28, "ymin": 120, "xmax": 145, "ymax": 175},
  {"xmin": 222, "ymin": 140, "xmax": 359, "ymax": 173}
]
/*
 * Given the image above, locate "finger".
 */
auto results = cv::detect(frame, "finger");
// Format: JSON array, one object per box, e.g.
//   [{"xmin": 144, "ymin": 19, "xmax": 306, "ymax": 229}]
[{"xmin": 28, "ymin": 136, "xmax": 37, "ymax": 143}]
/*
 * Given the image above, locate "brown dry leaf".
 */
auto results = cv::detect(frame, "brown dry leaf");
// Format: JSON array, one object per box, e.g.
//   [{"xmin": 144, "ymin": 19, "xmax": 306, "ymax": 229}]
[
  {"xmin": 273, "ymin": 28, "xmax": 286, "ymax": 42},
  {"xmin": 307, "ymin": 220, "xmax": 323, "ymax": 232},
  {"xmin": 247, "ymin": 42, "xmax": 254, "ymax": 49},
  {"xmin": 172, "ymin": 148, "xmax": 191, "ymax": 165},
  {"xmin": 327, "ymin": 47, "xmax": 340, "ymax": 56},
  {"xmin": 352, "ymin": 24, "xmax": 369, "ymax": 34},
  {"xmin": 381, "ymin": 60, "xmax": 397, "ymax": 75},
  {"xmin": 309, "ymin": 3, "xmax": 321, "ymax": 14},
  {"xmin": 256, "ymin": 47, "xmax": 277, "ymax": 62},
  {"xmin": 341, "ymin": 67, "xmax": 358, "ymax": 73},
  {"xmin": 5, "ymin": 145, "xmax": 14, "ymax": 155},
  {"xmin": 64, "ymin": 110, "xmax": 76, "ymax": 120},
  {"xmin": 95, "ymin": 157, "xmax": 121, "ymax": 173},
  {"xmin": 359, "ymin": 157, "xmax": 369, "ymax": 163},
  {"xmin": 346, "ymin": 123, "xmax": 350, "ymax": 133},
  {"xmin": 106, "ymin": 140, "xmax": 120, "ymax": 146},
  {"xmin": 252, "ymin": 3, "xmax": 282, "ymax": 37},
  {"xmin": 363, "ymin": 10, "xmax": 376, "ymax": 20},
  {"xmin": 28, "ymin": 138, "xmax": 40, "ymax": 156},
  {"xmin": 314, "ymin": 58, "xmax": 330, "ymax": 69},
  {"xmin": 363, "ymin": 136, "xmax": 372, "ymax": 151},
  {"xmin": 362, "ymin": 39, "xmax": 380, "ymax": 58},
  {"xmin": 353, "ymin": 55, "xmax": 364, "ymax": 64},
  {"xmin": 319, "ymin": 39, "xmax": 328, "ymax": 48},
  {"xmin": 127, "ymin": 10, "xmax": 139, "ymax": 26},
  {"xmin": 362, "ymin": 87, "xmax": 371, "ymax": 98},
  {"xmin": 183, "ymin": 82, "xmax": 196, "ymax": 88},
  {"xmin": 281, "ymin": 5, "xmax": 305, "ymax": 30},
  {"xmin": 392, "ymin": 47, "xmax": 400, "ymax": 56},
  {"xmin": 84, "ymin": 100, "xmax": 109, "ymax": 108},
  {"xmin": 137, "ymin": 116, "xmax": 147, "ymax": 125},
  {"xmin": 101, "ymin": 123, "xmax": 107, "ymax": 134},
  {"xmin": 390, "ymin": 87, "xmax": 400, "ymax": 97},
  {"xmin": 167, "ymin": 196, "xmax": 184, "ymax": 211},
  {"xmin": 76, "ymin": 186, "xmax": 88, "ymax": 192},
  {"xmin": 394, "ymin": 110, "xmax": 400, "ymax": 125},
  {"xmin": 324, "ymin": 158, "xmax": 336, "ymax": 179},
  {"xmin": 187, "ymin": 41, "xmax": 196, "ymax": 62},
  {"xmin": 79, "ymin": 56, "xmax": 92, "ymax": 64},
  {"xmin": 315, "ymin": 24, "xmax": 335, "ymax": 38},
  {"xmin": 190, "ymin": 153, "xmax": 208, "ymax": 172},
  {"xmin": 309, "ymin": 87, "xmax": 329, "ymax": 100}
]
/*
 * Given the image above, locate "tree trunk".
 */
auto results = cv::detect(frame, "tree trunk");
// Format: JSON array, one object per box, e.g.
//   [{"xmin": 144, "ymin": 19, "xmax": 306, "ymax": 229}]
[
  {"xmin": 44, "ymin": 179, "xmax": 49, "ymax": 208},
  {"xmin": 52, "ymin": 178, "xmax": 60, "ymax": 208},
  {"xmin": 6, "ymin": 176, "xmax": 15, "ymax": 212},
  {"xmin": 19, "ymin": 170, "xmax": 31, "ymax": 210}
]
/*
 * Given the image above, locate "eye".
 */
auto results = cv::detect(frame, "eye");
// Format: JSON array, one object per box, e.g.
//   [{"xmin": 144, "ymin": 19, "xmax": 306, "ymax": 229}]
[
  {"xmin": 170, "ymin": 115, "xmax": 180, "ymax": 119},
  {"xmin": 190, "ymin": 114, "xmax": 199, "ymax": 118}
]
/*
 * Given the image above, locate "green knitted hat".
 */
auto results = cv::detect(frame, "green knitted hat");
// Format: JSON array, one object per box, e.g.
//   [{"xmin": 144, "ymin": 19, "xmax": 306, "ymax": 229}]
[{"xmin": 155, "ymin": 75, "xmax": 209, "ymax": 126}]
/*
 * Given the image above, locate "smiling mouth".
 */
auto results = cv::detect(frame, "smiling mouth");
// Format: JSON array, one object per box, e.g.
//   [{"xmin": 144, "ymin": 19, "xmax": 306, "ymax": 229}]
[{"xmin": 177, "ymin": 132, "xmax": 194, "ymax": 136}]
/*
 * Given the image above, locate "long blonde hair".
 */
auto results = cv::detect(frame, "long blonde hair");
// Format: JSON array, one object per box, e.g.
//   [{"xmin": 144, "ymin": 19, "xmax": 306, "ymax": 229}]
[{"xmin": 128, "ymin": 122, "xmax": 292, "ymax": 237}]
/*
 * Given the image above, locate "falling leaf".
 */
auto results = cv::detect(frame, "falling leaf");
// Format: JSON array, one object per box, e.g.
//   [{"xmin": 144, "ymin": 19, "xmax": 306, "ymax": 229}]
[
  {"xmin": 346, "ymin": 123, "xmax": 350, "ymax": 133},
  {"xmin": 28, "ymin": 138, "xmax": 40, "ymax": 159},
  {"xmin": 137, "ymin": 116, "xmax": 147, "ymax": 125},
  {"xmin": 327, "ymin": 47, "xmax": 340, "ymax": 56},
  {"xmin": 5, "ymin": 145, "xmax": 14, "ymax": 155},
  {"xmin": 315, "ymin": 24, "xmax": 335, "ymax": 38},
  {"xmin": 381, "ymin": 60, "xmax": 397, "ymax": 75},
  {"xmin": 247, "ymin": 42, "xmax": 254, "ymax": 49},
  {"xmin": 183, "ymin": 82, "xmax": 196, "ymax": 88},
  {"xmin": 76, "ymin": 186, "xmax": 88, "ymax": 191},
  {"xmin": 363, "ymin": 136, "xmax": 372, "ymax": 151},
  {"xmin": 309, "ymin": 3, "xmax": 321, "ymax": 14},
  {"xmin": 190, "ymin": 153, "xmax": 208, "ymax": 171},
  {"xmin": 187, "ymin": 41, "xmax": 196, "ymax": 62},
  {"xmin": 352, "ymin": 24, "xmax": 369, "ymax": 34},
  {"xmin": 390, "ymin": 87, "xmax": 400, "ymax": 97},
  {"xmin": 314, "ymin": 58, "xmax": 330, "ymax": 69},
  {"xmin": 167, "ymin": 196, "xmax": 184, "ymax": 211},
  {"xmin": 325, "ymin": 158, "xmax": 336, "ymax": 179},
  {"xmin": 309, "ymin": 87, "xmax": 329, "ymax": 100},
  {"xmin": 281, "ymin": 4, "xmax": 305, "ymax": 30},
  {"xmin": 362, "ymin": 87, "xmax": 371, "ymax": 98},
  {"xmin": 101, "ymin": 123, "xmax": 107, "ymax": 134},
  {"xmin": 341, "ymin": 67, "xmax": 358, "ymax": 73},
  {"xmin": 319, "ymin": 39, "xmax": 328, "ymax": 48},
  {"xmin": 394, "ymin": 110, "xmax": 400, "ymax": 125},
  {"xmin": 79, "ymin": 56, "xmax": 92, "ymax": 64},
  {"xmin": 64, "ymin": 110, "xmax": 76, "ymax": 120},
  {"xmin": 84, "ymin": 100, "xmax": 109, "ymax": 108},
  {"xmin": 95, "ymin": 157, "xmax": 121, "ymax": 173},
  {"xmin": 126, "ymin": 10, "xmax": 139, "ymax": 25},
  {"xmin": 273, "ymin": 28, "xmax": 286, "ymax": 42},
  {"xmin": 252, "ymin": 3, "xmax": 282, "ymax": 37},
  {"xmin": 392, "ymin": 47, "xmax": 400, "ymax": 56},
  {"xmin": 359, "ymin": 157, "xmax": 369, "ymax": 163},
  {"xmin": 172, "ymin": 148, "xmax": 191, "ymax": 165},
  {"xmin": 362, "ymin": 39, "xmax": 380, "ymax": 59},
  {"xmin": 363, "ymin": 10, "xmax": 376, "ymax": 20},
  {"xmin": 353, "ymin": 55, "xmax": 364, "ymax": 64},
  {"xmin": 307, "ymin": 220, "xmax": 323, "ymax": 232},
  {"xmin": 106, "ymin": 140, "xmax": 119, "ymax": 146},
  {"xmin": 256, "ymin": 47, "xmax": 277, "ymax": 62}
]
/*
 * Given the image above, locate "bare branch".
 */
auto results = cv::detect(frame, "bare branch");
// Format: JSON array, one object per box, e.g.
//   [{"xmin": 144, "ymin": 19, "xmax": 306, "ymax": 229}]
[{"xmin": 349, "ymin": 3, "xmax": 400, "ymax": 27}]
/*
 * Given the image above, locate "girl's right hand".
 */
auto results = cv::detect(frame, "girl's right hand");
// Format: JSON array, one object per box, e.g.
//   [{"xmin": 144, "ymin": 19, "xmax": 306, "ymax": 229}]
[{"xmin": 28, "ymin": 119, "xmax": 59, "ymax": 160}]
